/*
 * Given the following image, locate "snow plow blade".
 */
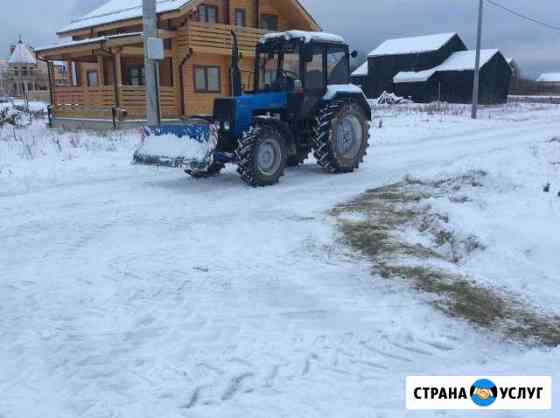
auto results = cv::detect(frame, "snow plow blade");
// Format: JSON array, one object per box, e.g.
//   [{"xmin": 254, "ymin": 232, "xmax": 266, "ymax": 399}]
[{"xmin": 133, "ymin": 120, "xmax": 218, "ymax": 170}]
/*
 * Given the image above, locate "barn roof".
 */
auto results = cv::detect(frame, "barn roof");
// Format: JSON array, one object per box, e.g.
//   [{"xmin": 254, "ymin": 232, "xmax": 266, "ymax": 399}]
[
  {"xmin": 59, "ymin": 0, "xmax": 320, "ymax": 35},
  {"xmin": 537, "ymin": 73, "xmax": 560, "ymax": 82},
  {"xmin": 351, "ymin": 62, "xmax": 368, "ymax": 77},
  {"xmin": 394, "ymin": 49, "xmax": 500, "ymax": 83},
  {"xmin": 368, "ymin": 33, "xmax": 457, "ymax": 57},
  {"xmin": 8, "ymin": 40, "xmax": 37, "ymax": 65}
]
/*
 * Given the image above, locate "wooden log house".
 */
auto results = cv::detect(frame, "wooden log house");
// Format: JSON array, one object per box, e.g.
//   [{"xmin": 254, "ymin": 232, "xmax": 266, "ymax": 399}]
[{"xmin": 36, "ymin": 0, "xmax": 320, "ymax": 129}]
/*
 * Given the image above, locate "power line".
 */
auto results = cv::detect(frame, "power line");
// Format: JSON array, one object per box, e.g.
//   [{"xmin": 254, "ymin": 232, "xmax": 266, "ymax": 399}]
[{"xmin": 485, "ymin": 0, "xmax": 560, "ymax": 32}]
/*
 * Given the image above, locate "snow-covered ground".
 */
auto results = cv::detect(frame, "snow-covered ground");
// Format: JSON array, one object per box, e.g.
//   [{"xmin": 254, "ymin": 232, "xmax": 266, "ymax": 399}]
[{"xmin": 1, "ymin": 103, "xmax": 559, "ymax": 417}]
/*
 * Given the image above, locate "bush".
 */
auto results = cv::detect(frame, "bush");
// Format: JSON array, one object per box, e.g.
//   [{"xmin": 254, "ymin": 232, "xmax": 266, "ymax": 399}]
[{"xmin": 0, "ymin": 105, "xmax": 45, "ymax": 128}]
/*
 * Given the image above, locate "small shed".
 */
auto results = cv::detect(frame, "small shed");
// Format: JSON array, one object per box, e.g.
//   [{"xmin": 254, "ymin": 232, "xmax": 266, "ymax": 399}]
[
  {"xmin": 393, "ymin": 49, "xmax": 512, "ymax": 104},
  {"xmin": 366, "ymin": 32, "xmax": 467, "ymax": 98}
]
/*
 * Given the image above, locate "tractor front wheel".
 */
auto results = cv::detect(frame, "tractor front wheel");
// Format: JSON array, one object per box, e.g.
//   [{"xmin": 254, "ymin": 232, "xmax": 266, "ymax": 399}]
[
  {"xmin": 236, "ymin": 124, "xmax": 288, "ymax": 187},
  {"xmin": 312, "ymin": 100, "xmax": 370, "ymax": 173}
]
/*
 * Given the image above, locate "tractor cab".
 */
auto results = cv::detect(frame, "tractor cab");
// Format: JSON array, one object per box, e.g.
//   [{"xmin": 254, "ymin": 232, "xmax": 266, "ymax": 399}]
[{"xmin": 253, "ymin": 31, "xmax": 353, "ymax": 97}]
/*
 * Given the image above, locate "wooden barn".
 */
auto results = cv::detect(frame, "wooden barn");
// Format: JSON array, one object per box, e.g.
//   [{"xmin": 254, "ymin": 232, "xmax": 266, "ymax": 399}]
[
  {"xmin": 394, "ymin": 49, "xmax": 512, "ymax": 104},
  {"xmin": 361, "ymin": 32, "xmax": 511, "ymax": 104},
  {"xmin": 365, "ymin": 33, "xmax": 467, "ymax": 99},
  {"xmin": 35, "ymin": 0, "xmax": 320, "ymax": 129}
]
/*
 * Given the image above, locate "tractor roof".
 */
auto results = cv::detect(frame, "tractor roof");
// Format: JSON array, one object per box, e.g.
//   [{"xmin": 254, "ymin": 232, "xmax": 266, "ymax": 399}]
[{"xmin": 260, "ymin": 30, "xmax": 345, "ymax": 46}]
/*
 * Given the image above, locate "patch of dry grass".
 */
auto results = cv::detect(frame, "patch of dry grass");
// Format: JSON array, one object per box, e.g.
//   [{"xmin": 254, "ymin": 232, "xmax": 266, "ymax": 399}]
[{"xmin": 333, "ymin": 173, "xmax": 560, "ymax": 347}]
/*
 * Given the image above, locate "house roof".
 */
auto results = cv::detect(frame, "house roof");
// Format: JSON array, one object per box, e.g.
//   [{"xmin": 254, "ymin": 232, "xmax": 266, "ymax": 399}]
[
  {"xmin": 8, "ymin": 40, "xmax": 37, "ymax": 65},
  {"xmin": 394, "ymin": 49, "xmax": 500, "ymax": 83},
  {"xmin": 36, "ymin": 32, "xmax": 143, "ymax": 54},
  {"xmin": 537, "ymin": 73, "xmax": 560, "ymax": 83},
  {"xmin": 59, "ymin": 0, "xmax": 320, "ymax": 35},
  {"xmin": 59, "ymin": 0, "xmax": 193, "ymax": 34},
  {"xmin": 369, "ymin": 33, "xmax": 457, "ymax": 58},
  {"xmin": 351, "ymin": 61, "xmax": 368, "ymax": 77}
]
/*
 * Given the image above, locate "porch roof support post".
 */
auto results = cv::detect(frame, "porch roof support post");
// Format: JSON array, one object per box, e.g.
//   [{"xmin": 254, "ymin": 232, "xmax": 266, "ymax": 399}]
[
  {"xmin": 44, "ymin": 60, "xmax": 55, "ymax": 126},
  {"xmin": 224, "ymin": 0, "xmax": 230, "ymax": 25},
  {"xmin": 97, "ymin": 55, "xmax": 105, "ymax": 86},
  {"xmin": 46, "ymin": 61, "xmax": 55, "ymax": 107},
  {"xmin": 254, "ymin": 0, "xmax": 260, "ymax": 28},
  {"xmin": 112, "ymin": 51, "xmax": 122, "ymax": 114}
]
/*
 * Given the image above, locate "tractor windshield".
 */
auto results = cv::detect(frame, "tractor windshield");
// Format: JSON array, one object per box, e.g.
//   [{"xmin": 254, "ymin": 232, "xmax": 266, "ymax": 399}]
[{"xmin": 256, "ymin": 42, "xmax": 301, "ymax": 91}]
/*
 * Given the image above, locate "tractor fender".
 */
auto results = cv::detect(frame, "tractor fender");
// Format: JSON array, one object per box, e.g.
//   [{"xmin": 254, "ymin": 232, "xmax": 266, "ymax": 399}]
[
  {"xmin": 252, "ymin": 117, "xmax": 296, "ymax": 149},
  {"xmin": 325, "ymin": 92, "xmax": 372, "ymax": 121}
]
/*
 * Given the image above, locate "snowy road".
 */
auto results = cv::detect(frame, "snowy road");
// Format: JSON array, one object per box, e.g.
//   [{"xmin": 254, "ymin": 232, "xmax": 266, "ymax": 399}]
[{"xmin": 1, "ymin": 105, "xmax": 559, "ymax": 417}]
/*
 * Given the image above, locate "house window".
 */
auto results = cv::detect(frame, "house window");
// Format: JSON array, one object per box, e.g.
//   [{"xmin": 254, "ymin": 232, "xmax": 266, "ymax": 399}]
[
  {"xmin": 127, "ymin": 66, "xmax": 145, "ymax": 86},
  {"xmin": 194, "ymin": 66, "xmax": 221, "ymax": 93},
  {"xmin": 22, "ymin": 67, "xmax": 28, "ymax": 76},
  {"xmin": 198, "ymin": 5, "xmax": 218, "ymax": 24},
  {"xmin": 261, "ymin": 14, "xmax": 278, "ymax": 31},
  {"xmin": 235, "ymin": 9, "xmax": 246, "ymax": 27},
  {"xmin": 87, "ymin": 70, "xmax": 98, "ymax": 87},
  {"xmin": 327, "ymin": 47, "xmax": 348, "ymax": 84}
]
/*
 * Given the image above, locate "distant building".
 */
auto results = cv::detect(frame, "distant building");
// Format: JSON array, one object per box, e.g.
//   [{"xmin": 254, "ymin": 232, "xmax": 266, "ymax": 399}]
[
  {"xmin": 506, "ymin": 58, "xmax": 521, "ymax": 91},
  {"xmin": 0, "ymin": 59, "xmax": 8, "ymax": 95},
  {"xmin": 52, "ymin": 61, "xmax": 70, "ymax": 87},
  {"xmin": 360, "ymin": 32, "xmax": 512, "ymax": 104},
  {"xmin": 537, "ymin": 73, "xmax": 560, "ymax": 87},
  {"xmin": 5, "ymin": 38, "xmax": 49, "ymax": 97},
  {"xmin": 507, "ymin": 58, "xmax": 520, "ymax": 80}
]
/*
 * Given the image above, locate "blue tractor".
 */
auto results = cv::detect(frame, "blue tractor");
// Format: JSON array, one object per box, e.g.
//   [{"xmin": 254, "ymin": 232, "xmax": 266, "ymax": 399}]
[{"xmin": 134, "ymin": 30, "xmax": 371, "ymax": 187}]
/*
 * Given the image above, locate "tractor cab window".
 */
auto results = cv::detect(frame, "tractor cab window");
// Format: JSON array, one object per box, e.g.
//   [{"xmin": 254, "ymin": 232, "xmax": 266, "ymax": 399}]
[
  {"xmin": 258, "ymin": 52, "xmax": 280, "ymax": 90},
  {"xmin": 327, "ymin": 47, "xmax": 349, "ymax": 84},
  {"xmin": 305, "ymin": 46, "xmax": 325, "ymax": 90},
  {"xmin": 257, "ymin": 43, "xmax": 301, "ymax": 91}
]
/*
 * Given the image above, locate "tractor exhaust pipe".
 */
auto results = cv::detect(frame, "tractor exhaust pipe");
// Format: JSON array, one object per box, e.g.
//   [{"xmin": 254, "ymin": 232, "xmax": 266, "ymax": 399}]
[{"xmin": 230, "ymin": 30, "xmax": 243, "ymax": 97}]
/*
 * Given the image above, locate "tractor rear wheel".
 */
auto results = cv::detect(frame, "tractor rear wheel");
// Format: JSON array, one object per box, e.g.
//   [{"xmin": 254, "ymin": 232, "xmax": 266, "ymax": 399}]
[
  {"xmin": 236, "ymin": 124, "xmax": 288, "ymax": 187},
  {"xmin": 312, "ymin": 99, "xmax": 370, "ymax": 173}
]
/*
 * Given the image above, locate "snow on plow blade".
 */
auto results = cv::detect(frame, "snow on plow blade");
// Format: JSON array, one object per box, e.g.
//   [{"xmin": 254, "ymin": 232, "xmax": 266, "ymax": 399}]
[{"xmin": 133, "ymin": 121, "xmax": 217, "ymax": 170}]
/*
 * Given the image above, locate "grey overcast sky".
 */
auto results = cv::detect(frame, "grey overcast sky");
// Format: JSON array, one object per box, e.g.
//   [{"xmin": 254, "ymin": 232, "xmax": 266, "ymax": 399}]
[{"xmin": 1, "ymin": 0, "xmax": 558, "ymax": 78}]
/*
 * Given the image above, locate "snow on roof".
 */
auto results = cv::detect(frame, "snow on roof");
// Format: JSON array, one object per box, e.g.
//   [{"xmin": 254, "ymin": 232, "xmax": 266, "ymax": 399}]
[
  {"xmin": 8, "ymin": 41, "xmax": 37, "ymax": 65},
  {"xmin": 260, "ymin": 30, "xmax": 345, "ymax": 44},
  {"xmin": 35, "ymin": 33, "xmax": 142, "ymax": 53},
  {"xmin": 394, "ymin": 49, "xmax": 499, "ymax": 83},
  {"xmin": 351, "ymin": 62, "xmax": 368, "ymax": 77},
  {"xmin": 59, "ymin": 0, "xmax": 193, "ymax": 34},
  {"xmin": 537, "ymin": 73, "xmax": 560, "ymax": 83},
  {"xmin": 369, "ymin": 33, "xmax": 457, "ymax": 57}
]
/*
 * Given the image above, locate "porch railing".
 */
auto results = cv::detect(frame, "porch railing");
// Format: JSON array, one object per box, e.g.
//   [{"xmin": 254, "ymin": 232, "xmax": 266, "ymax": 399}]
[{"xmin": 52, "ymin": 85, "xmax": 179, "ymax": 120}]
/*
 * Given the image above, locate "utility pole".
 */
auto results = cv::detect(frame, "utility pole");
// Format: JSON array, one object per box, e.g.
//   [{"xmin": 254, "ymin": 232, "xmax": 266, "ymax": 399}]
[
  {"xmin": 471, "ymin": 0, "xmax": 484, "ymax": 119},
  {"xmin": 143, "ymin": 0, "xmax": 160, "ymax": 126}
]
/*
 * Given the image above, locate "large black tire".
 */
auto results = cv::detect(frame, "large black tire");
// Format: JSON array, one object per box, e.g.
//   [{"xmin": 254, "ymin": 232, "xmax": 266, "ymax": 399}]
[
  {"xmin": 236, "ymin": 124, "xmax": 288, "ymax": 187},
  {"xmin": 185, "ymin": 161, "xmax": 225, "ymax": 179},
  {"xmin": 287, "ymin": 147, "xmax": 311, "ymax": 167},
  {"xmin": 312, "ymin": 99, "xmax": 370, "ymax": 173}
]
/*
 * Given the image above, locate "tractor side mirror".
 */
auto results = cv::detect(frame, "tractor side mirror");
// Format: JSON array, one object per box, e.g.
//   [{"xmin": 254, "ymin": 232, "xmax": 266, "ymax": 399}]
[{"xmin": 351, "ymin": 50, "xmax": 358, "ymax": 59}]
